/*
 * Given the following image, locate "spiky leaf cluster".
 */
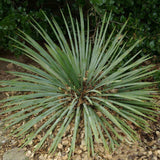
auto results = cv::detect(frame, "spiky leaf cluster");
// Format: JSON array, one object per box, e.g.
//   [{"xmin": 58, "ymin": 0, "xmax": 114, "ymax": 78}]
[{"xmin": 0, "ymin": 7, "xmax": 158, "ymax": 159}]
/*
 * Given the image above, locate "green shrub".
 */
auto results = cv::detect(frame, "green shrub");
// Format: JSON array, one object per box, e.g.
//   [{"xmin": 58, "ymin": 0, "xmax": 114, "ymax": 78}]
[
  {"xmin": 0, "ymin": 0, "xmax": 81, "ymax": 55},
  {"xmin": 89, "ymin": 0, "xmax": 160, "ymax": 58},
  {"xmin": 1, "ymin": 0, "xmax": 160, "ymax": 59},
  {"xmin": 0, "ymin": 0, "xmax": 44, "ymax": 55},
  {"xmin": 0, "ymin": 7, "xmax": 158, "ymax": 159}
]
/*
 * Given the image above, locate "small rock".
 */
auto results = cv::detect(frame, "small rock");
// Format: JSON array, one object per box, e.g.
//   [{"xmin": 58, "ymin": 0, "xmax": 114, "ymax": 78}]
[
  {"xmin": 28, "ymin": 140, "xmax": 33, "ymax": 145},
  {"xmin": 26, "ymin": 150, "xmax": 32, "ymax": 157},
  {"xmin": 148, "ymin": 150, "xmax": 152, "ymax": 156},
  {"xmin": 3, "ymin": 148, "xmax": 27, "ymax": 160},
  {"xmin": 97, "ymin": 111, "xmax": 103, "ymax": 117},
  {"xmin": 110, "ymin": 88, "xmax": 118, "ymax": 93},
  {"xmin": 152, "ymin": 157, "xmax": 157, "ymax": 160},
  {"xmin": 75, "ymin": 149, "xmax": 82, "ymax": 154},
  {"xmin": 37, "ymin": 134, "xmax": 42, "ymax": 140},
  {"xmin": 156, "ymin": 131, "xmax": 160, "ymax": 136},
  {"xmin": 80, "ymin": 140, "xmax": 87, "ymax": 151},
  {"xmin": 139, "ymin": 147, "xmax": 145, "ymax": 152},
  {"xmin": 0, "ymin": 136, "xmax": 8, "ymax": 145},
  {"xmin": 65, "ymin": 147, "xmax": 70, "ymax": 153},
  {"xmin": 155, "ymin": 150, "xmax": 160, "ymax": 156},
  {"xmin": 6, "ymin": 63, "xmax": 14, "ymax": 70},
  {"xmin": 75, "ymin": 155, "xmax": 81, "ymax": 160},
  {"xmin": 58, "ymin": 143, "xmax": 63, "ymax": 149},
  {"xmin": 57, "ymin": 151, "xmax": 62, "ymax": 156},
  {"xmin": 39, "ymin": 154, "xmax": 47, "ymax": 160},
  {"xmin": 44, "ymin": 154, "xmax": 49, "ymax": 158},
  {"xmin": 47, "ymin": 155, "xmax": 53, "ymax": 160},
  {"xmin": 62, "ymin": 140, "xmax": 68, "ymax": 146},
  {"xmin": 104, "ymin": 154, "xmax": 112, "ymax": 160},
  {"xmin": 80, "ymin": 145, "xmax": 87, "ymax": 151},
  {"xmin": 148, "ymin": 140, "xmax": 156, "ymax": 146},
  {"xmin": 11, "ymin": 140, "xmax": 18, "ymax": 145},
  {"xmin": 81, "ymin": 139, "xmax": 85, "ymax": 146}
]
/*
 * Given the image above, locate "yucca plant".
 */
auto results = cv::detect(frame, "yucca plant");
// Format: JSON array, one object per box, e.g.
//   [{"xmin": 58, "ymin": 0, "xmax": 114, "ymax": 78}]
[{"xmin": 0, "ymin": 7, "xmax": 158, "ymax": 159}]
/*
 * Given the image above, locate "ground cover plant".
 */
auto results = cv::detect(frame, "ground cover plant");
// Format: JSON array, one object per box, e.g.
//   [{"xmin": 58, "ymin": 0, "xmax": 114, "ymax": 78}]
[{"xmin": 0, "ymin": 7, "xmax": 158, "ymax": 159}]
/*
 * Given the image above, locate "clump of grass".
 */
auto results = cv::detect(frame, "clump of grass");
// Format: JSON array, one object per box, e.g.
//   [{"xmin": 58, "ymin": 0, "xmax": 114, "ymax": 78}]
[{"xmin": 0, "ymin": 7, "xmax": 158, "ymax": 159}]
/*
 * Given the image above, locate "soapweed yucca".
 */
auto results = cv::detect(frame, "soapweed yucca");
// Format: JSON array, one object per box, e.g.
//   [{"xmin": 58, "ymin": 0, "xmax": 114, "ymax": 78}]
[{"xmin": 0, "ymin": 7, "xmax": 158, "ymax": 159}]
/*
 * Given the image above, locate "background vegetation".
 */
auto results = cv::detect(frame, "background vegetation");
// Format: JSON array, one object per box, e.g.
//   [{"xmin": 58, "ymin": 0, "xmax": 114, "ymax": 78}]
[{"xmin": 0, "ymin": 0, "xmax": 160, "ymax": 59}]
